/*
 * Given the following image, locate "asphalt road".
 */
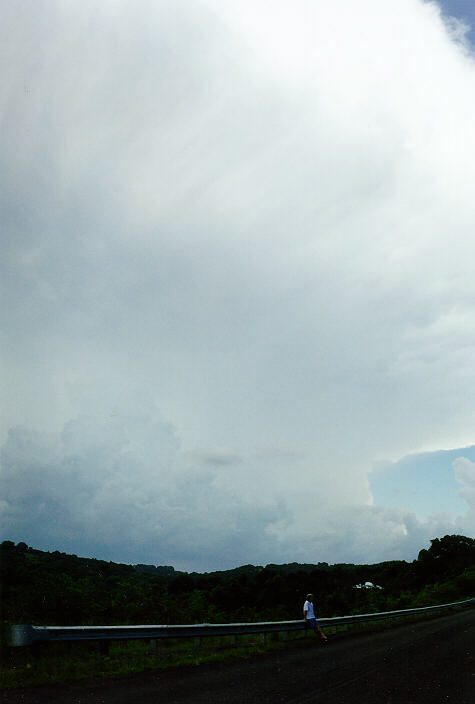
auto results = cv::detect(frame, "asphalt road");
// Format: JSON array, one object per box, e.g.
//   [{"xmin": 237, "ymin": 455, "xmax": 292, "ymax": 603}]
[{"xmin": 2, "ymin": 608, "xmax": 474, "ymax": 703}]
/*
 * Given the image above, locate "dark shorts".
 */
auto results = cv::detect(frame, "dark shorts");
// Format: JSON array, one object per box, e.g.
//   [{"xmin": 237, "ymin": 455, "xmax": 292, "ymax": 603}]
[{"xmin": 306, "ymin": 617, "xmax": 319, "ymax": 628}]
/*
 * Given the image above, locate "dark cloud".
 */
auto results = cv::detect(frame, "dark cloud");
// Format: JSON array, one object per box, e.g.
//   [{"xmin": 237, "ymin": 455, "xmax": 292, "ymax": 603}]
[
  {"xmin": 0, "ymin": 411, "xmax": 288, "ymax": 571},
  {"xmin": 187, "ymin": 450, "xmax": 243, "ymax": 467}
]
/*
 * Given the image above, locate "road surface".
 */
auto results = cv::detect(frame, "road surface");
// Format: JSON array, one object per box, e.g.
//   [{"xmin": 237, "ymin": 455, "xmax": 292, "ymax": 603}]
[{"xmin": 2, "ymin": 608, "xmax": 474, "ymax": 703}]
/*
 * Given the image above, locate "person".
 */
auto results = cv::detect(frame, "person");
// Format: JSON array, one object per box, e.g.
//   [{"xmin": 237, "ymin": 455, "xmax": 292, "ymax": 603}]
[{"xmin": 303, "ymin": 593, "xmax": 328, "ymax": 641}]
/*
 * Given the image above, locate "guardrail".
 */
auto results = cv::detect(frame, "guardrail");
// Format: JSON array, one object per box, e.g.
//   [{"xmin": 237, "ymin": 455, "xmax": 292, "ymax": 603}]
[{"xmin": 10, "ymin": 598, "xmax": 474, "ymax": 647}]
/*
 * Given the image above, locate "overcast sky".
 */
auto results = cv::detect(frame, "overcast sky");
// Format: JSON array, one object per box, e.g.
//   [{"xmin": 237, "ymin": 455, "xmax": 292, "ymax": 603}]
[{"xmin": 1, "ymin": 0, "xmax": 475, "ymax": 572}]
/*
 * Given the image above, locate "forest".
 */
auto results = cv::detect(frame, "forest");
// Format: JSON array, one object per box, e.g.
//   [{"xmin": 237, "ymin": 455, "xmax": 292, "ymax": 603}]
[{"xmin": 0, "ymin": 535, "xmax": 473, "ymax": 629}]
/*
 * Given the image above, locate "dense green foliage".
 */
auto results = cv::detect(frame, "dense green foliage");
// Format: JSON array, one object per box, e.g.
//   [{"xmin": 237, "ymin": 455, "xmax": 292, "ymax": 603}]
[{"xmin": 1, "ymin": 535, "xmax": 473, "ymax": 628}]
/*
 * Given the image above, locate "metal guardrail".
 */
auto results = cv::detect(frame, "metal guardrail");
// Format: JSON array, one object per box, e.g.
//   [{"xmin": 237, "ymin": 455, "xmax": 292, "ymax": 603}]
[{"xmin": 9, "ymin": 598, "xmax": 474, "ymax": 647}]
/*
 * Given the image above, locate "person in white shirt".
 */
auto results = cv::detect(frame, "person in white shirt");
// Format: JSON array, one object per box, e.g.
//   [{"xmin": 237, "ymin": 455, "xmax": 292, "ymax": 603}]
[{"xmin": 303, "ymin": 593, "xmax": 328, "ymax": 641}]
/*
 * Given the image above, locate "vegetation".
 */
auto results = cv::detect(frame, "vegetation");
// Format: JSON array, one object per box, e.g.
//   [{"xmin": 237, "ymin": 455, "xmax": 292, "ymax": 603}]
[
  {"xmin": 1, "ymin": 535, "xmax": 473, "ymax": 628},
  {"xmin": 0, "ymin": 535, "xmax": 473, "ymax": 688}
]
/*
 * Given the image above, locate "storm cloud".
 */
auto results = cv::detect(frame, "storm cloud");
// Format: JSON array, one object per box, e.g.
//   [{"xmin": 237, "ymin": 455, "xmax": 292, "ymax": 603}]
[{"xmin": 1, "ymin": 0, "xmax": 475, "ymax": 569}]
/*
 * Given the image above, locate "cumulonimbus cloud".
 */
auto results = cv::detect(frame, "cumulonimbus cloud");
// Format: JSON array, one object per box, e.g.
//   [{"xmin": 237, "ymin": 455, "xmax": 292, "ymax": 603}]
[{"xmin": 1, "ymin": 1, "xmax": 475, "ymax": 567}]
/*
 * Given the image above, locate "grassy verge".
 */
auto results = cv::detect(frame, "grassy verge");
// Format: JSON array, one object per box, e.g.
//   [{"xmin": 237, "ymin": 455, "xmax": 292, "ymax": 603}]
[{"xmin": 1, "ymin": 631, "xmax": 305, "ymax": 689}]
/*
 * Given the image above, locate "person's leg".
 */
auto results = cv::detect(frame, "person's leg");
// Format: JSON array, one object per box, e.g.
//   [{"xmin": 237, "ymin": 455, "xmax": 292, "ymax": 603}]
[
  {"xmin": 313, "ymin": 621, "xmax": 328, "ymax": 641},
  {"xmin": 316, "ymin": 624, "xmax": 328, "ymax": 641}
]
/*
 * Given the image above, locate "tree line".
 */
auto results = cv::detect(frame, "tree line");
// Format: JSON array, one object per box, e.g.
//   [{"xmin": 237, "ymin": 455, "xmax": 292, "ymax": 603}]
[{"xmin": 0, "ymin": 535, "xmax": 473, "ymax": 629}]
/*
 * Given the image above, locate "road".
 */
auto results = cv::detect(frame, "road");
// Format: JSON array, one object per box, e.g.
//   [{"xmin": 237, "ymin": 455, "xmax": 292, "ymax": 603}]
[{"xmin": 2, "ymin": 608, "xmax": 474, "ymax": 703}]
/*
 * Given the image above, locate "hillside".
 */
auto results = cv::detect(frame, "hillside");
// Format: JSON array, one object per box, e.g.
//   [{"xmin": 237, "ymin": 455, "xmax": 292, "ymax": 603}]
[{"xmin": 1, "ymin": 535, "xmax": 473, "ymax": 627}]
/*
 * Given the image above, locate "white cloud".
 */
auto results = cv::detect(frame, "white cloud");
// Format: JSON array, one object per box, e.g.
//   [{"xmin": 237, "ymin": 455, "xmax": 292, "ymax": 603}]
[
  {"xmin": 453, "ymin": 457, "xmax": 475, "ymax": 534},
  {"xmin": 1, "ymin": 1, "xmax": 475, "ymax": 568}
]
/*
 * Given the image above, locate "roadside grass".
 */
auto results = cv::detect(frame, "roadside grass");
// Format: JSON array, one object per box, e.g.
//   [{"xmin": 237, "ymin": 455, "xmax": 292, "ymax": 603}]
[
  {"xmin": 1, "ymin": 631, "xmax": 302, "ymax": 689},
  {"xmin": 0, "ymin": 609, "xmax": 466, "ymax": 690}
]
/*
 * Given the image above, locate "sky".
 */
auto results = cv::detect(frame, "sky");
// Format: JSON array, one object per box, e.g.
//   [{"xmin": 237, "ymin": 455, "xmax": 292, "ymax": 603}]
[{"xmin": 1, "ymin": 0, "xmax": 475, "ymax": 572}]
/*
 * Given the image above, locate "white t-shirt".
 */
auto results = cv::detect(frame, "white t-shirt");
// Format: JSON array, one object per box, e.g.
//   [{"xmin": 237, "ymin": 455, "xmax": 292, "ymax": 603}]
[{"xmin": 303, "ymin": 600, "xmax": 315, "ymax": 619}]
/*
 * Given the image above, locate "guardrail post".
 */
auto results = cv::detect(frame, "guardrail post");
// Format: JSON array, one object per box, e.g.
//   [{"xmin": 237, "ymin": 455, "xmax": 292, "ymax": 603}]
[
  {"xmin": 194, "ymin": 636, "xmax": 201, "ymax": 647},
  {"xmin": 281, "ymin": 631, "xmax": 289, "ymax": 641},
  {"xmin": 260, "ymin": 633, "xmax": 267, "ymax": 644}
]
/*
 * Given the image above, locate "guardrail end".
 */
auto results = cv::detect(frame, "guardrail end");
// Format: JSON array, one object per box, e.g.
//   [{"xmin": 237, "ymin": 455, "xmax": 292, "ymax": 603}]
[{"xmin": 9, "ymin": 625, "xmax": 35, "ymax": 647}]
